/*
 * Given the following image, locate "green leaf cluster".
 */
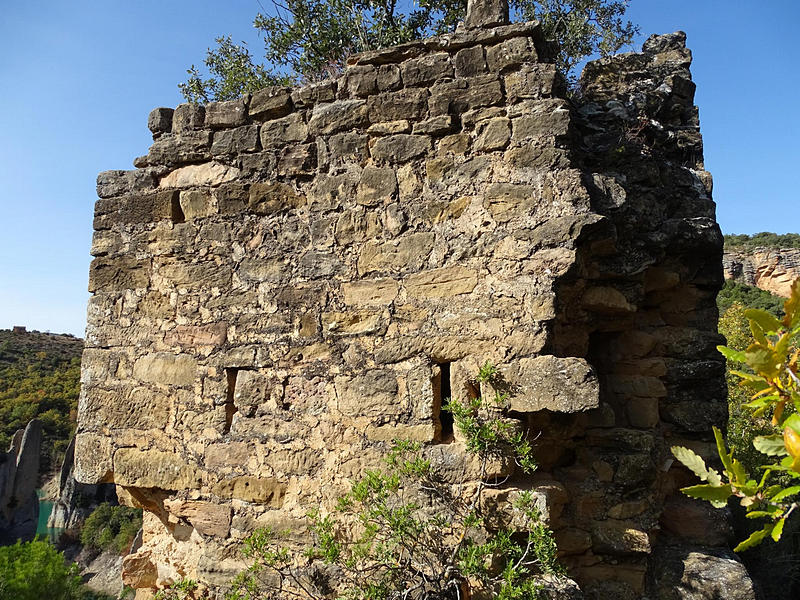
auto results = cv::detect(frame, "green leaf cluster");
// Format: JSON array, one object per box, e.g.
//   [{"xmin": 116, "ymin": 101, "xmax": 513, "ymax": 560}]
[
  {"xmin": 80, "ymin": 503, "xmax": 143, "ymax": 555},
  {"xmin": 226, "ymin": 362, "xmax": 563, "ymax": 599},
  {"xmin": 0, "ymin": 540, "xmax": 111, "ymax": 600},
  {"xmin": 672, "ymin": 279, "xmax": 800, "ymax": 551},
  {"xmin": 718, "ymin": 281, "xmax": 785, "ymax": 319},
  {"xmin": 181, "ymin": 0, "xmax": 638, "ymax": 102}
]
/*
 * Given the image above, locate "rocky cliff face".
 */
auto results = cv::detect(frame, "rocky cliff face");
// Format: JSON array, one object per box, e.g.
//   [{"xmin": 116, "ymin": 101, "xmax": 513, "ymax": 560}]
[
  {"xmin": 75, "ymin": 2, "xmax": 752, "ymax": 597},
  {"xmin": 48, "ymin": 436, "xmax": 117, "ymax": 532},
  {"xmin": 723, "ymin": 247, "xmax": 800, "ymax": 297},
  {"xmin": 0, "ymin": 419, "xmax": 42, "ymax": 544}
]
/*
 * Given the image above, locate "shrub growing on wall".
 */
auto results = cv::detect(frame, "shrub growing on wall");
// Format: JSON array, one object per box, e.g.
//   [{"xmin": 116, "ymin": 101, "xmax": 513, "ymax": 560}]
[{"xmin": 226, "ymin": 363, "xmax": 564, "ymax": 600}]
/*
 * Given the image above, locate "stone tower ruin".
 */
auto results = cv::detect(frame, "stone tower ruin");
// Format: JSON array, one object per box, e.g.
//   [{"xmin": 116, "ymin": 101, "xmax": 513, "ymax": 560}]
[{"xmin": 77, "ymin": 2, "xmax": 751, "ymax": 597}]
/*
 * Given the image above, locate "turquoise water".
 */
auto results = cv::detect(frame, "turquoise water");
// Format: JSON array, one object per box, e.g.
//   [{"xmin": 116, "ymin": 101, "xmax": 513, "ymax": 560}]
[{"xmin": 35, "ymin": 489, "xmax": 64, "ymax": 542}]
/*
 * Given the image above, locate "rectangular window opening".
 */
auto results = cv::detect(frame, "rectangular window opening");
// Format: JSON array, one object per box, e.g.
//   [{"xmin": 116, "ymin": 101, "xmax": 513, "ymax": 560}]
[
  {"xmin": 224, "ymin": 368, "xmax": 238, "ymax": 434},
  {"xmin": 433, "ymin": 362, "xmax": 455, "ymax": 443}
]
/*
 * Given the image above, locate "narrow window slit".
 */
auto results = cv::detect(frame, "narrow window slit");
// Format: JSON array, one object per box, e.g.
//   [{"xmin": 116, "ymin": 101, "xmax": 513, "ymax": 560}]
[
  {"xmin": 433, "ymin": 362, "xmax": 455, "ymax": 443},
  {"xmin": 171, "ymin": 192, "xmax": 185, "ymax": 224},
  {"xmin": 224, "ymin": 368, "xmax": 238, "ymax": 434}
]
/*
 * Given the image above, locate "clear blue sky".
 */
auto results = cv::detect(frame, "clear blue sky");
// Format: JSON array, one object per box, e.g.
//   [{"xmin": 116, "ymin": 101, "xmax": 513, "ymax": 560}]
[{"xmin": 0, "ymin": 1, "xmax": 797, "ymax": 337}]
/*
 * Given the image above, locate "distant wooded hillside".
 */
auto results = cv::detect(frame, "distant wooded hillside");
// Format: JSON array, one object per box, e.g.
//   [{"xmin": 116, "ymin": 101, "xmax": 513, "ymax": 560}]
[
  {"xmin": 0, "ymin": 329, "xmax": 83, "ymax": 473},
  {"xmin": 724, "ymin": 232, "xmax": 800, "ymax": 251}
]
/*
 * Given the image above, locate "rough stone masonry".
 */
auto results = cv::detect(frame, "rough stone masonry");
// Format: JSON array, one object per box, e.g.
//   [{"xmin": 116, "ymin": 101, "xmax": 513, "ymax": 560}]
[{"xmin": 76, "ymin": 1, "xmax": 755, "ymax": 598}]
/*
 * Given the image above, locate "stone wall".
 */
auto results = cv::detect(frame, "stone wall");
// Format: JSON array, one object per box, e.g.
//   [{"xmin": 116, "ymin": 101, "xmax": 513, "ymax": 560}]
[{"xmin": 76, "ymin": 3, "xmax": 748, "ymax": 598}]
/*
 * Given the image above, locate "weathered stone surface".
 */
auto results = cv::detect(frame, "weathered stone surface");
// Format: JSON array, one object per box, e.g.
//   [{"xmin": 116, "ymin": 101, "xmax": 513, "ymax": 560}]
[
  {"xmin": 474, "ymin": 117, "xmax": 511, "ymax": 151},
  {"xmin": 160, "ymin": 162, "xmax": 240, "ymax": 188},
  {"xmin": 133, "ymin": 353, "xmax": 197, "ymax": 387},
  {"xmin": 148, "ymin": 130, "xmax": 212, "ymax": 165},
  {"xmin": 249, "ymin": 87, "xmax": 293, "ymax": 120},
  {"xmin": 97, "ymin": 169, "xmax": 157, "ymax": 198},
  {"xmin": 205, "ymin": 98, "xmax": 247, "ymax": 129},
  {"xmin": 483, "ymin": 182, "xmax": 535, "ymax": 222},
  {"xmin": 412, "ymin": 115, "xmax": 455, "ymax": 136},
  {"xmin": 358, "ymin": 232, "xmax": 435, "ymax": 274},
  {"xmin": 249, "ymin": 182, "xmax": 306, "ymax": 214},
  {"xmin": 148, "ymin": 107, "xmax": 174, "ymax": 135},
  {"xmin": 308, "ymin": 100, "xmax": 368, "ymax": 135},
  {"xmin": 164, "ymin": 500, "xmax": 233, "ymax": 537},
  {"xmin": 356, "ymin": 167, "xmax": 397, "ymax": 206},
  {"xmin": 367, "ymin": 88, "xmax": 429, "ymax": 122},
  {"xmin": 211, "ymin": 124, "xmax": 259, "ymax": 155},
  {"xmin": 342, "ymin": 279, "xmax": 399, "ymax": 305},
  {"xmin": 487, "ymin": 36, "xmax": 537, "ymax": 71},
  {"xmin": 465, "ymin": 0, "xmax": 509, "ymax": 29},
  {"xmin": 454, "ymin": 46, "xmax": 487, "ymax": 77},
  {"xmin": 649, "ymin": 545, "xmax": 757, "ymax": 600},
  {"xmin": 74, "ymin": 433, "xmax": 113, "ymax": 484},
  {"xmin": 260, "ymin": 113, "xmax": 308, "ymax": 148},
  {"xmin": 278, "ymin": 143, "xmax": 317, "ymax": 175},
  {"xmin": 94, "ymin": 190, "xmax": 179, "ymax": 229},
  {"xmin": 400, "ymin": 52, "xmax": 453, "ymax": 87},
  {"xmin": 591, "ymin": 521, "xmax": 651, "ymax": 556},
  {"xmin": 178, "ymin": 189, "xmax": 215, "ymax": 219},
  {"xmin": 335, "ymin": 371, "xmax": 399, "ymax": 417},
  {"xmin": 113, "ymin": 448, "xmax": 199, "ymax": 490},
  {"xmin": 165, "ymin": 323, "xmax": 227, "ymax": 347},
  {"xmin": 172, "ymin": 103, "xmax": 205, "ymax": 133},
  {"xmin": 88, "ymin": 257, "xmax": 151, "ymax": 292},
  {"xmin": 405, "ymin": 266, "xmax": 478, "ymax": 298},
  {"xmin": 494, "ymin": 356, "xmax": 599, "ymax": 413},
  {"xmin": 370, "ymin": 134, "xmax": 431, "ymax": 163},
  {"xmin": 341, "ymin": 65, "xmax": 378, "ymax": 97},
  {"xmin": 212, "ymin": 477, "xmax": 286, "ymax": 505}
]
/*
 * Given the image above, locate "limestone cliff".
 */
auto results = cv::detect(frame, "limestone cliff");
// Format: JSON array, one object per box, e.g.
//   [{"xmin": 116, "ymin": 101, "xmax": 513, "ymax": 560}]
[
  {"xmin": 75, "ymin": 3, "xmax": 753, "ymax": 598},
  {"xmin": 723, "ymin": 247, "xmax": 800, "ymax": 297},
  {"xmin": 0, "ymin": 419, "xmax": 42, "ymax": 544}
]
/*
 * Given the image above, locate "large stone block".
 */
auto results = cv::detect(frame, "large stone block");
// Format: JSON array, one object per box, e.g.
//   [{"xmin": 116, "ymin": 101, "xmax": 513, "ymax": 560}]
[
  {"xmin": 212, "ymin": 476, "xmax": 286, "ymax": 505},
  {"xmin": 248, "ymin": 182, "xmax": 306, "ymax": 214},
  {"xmin": 160, "ymin": 162, "xmax": 240, "ymax": 188},
  {"xmin": 88, "ymin": 257, "xmax": 151, "ymax": 292},
  {"xmin": 308, "ymin": 100, "xmax": 369, "ymax": 135},
  {"xmin": 405, "ymin": 266, "xmax": 478, "ymax": 298},
  {"xmin": 342, "ymin": 279, "xmax": 399, "ymax": 305},
  {"xmin": 358, "ymin": 232, "xmax": 435, "ymax": 275},
  {"xmin": 249, "ymin": 87, "xmax": 293, "ymax": 120},
  {"xmin": 133, "ymin": 353, "xmax": 197, "ymax": 387},
  {"xmin": 114, "ymin": 448, "xmax": 200, "ymax": 490},
  {"xmin": 356, "ymin": 167, "xmax": 397, "ymax": 206},
  {"xmin": 367, "ymin": 88, "xmax": 429, "ymax": 122},
  {"xmin": 370, "ymin": 134, "xmax": 431, "ymax": 163},
  {"xmin": 335, "ymin": 370, "xmax": 399, "ymax": 417},
  {"xmin": 492, "ymin": 356, "xmax": 599, "ymax": 413},
  {"xmin": 205, "ymin": 98, "xmax": 247, "ymax": 129}
]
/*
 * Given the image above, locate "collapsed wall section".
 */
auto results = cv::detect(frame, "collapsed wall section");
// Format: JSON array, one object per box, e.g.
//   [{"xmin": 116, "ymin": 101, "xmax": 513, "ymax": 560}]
[{"xmin": 76, "ymin": 5, "xmax": 744, "ymax": 598}]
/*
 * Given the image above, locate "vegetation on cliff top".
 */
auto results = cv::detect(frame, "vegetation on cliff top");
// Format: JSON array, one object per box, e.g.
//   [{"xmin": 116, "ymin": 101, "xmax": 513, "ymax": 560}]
[
  {"xmin": 724, "ymin": 232, "xmax": 800, "ymax": 251},
  {"xmin": 180, "ymin": 0, "xmax": 639, "ymax": 102},
  {"xmin": 0, "ymin": 328, "xmax": 82, "ymax": 472},
  {"xmin": 718, "ymin": 280, "xmax": 785, "ymax": 318}
]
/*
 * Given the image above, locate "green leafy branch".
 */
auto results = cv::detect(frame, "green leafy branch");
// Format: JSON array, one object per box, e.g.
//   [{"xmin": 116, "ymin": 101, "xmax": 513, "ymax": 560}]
[{"xmin": 672, "ymin": 279, "xmax": 800, "ymax": 551}]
